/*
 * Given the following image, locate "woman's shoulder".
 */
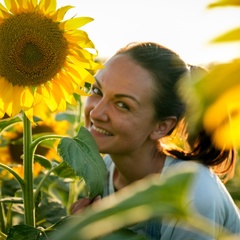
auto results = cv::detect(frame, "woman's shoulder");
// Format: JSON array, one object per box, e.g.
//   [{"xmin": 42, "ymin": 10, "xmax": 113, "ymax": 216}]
[{"xmin": 162, "ymin": 156, "xmax": 229, "ymax": 200}]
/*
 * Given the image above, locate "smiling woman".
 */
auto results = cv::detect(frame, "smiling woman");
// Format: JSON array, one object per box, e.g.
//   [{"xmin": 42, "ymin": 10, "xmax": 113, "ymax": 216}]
[{"xmin": 0, "ymin": 0, "xmax": 102, "ymax": 122}]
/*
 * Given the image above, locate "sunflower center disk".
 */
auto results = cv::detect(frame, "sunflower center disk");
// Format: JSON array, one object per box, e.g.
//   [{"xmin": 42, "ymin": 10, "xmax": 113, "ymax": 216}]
[
  {"xmin": 0, "ymin": 13, "xmax": 68, "ymax": 86},
  {"xmin": 22, "ymin": 42, "xmax": 44, "ymax": 67}
]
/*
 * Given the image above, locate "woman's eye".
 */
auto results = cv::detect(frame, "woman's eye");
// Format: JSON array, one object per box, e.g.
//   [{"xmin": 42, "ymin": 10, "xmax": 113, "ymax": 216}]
[
  {"xmin": 91, "ymin": 86, "xmax": 102, "ymax": 96},
  {"xmin": 117, "ymin": 102, "xmax": 130, "ymax": 110}
]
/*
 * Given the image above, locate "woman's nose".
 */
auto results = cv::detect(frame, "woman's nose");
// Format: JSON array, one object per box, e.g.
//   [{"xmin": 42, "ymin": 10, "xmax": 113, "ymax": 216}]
[{"xmin": 90, "ymin": 99, "xmax": 109, "ymax": 122}]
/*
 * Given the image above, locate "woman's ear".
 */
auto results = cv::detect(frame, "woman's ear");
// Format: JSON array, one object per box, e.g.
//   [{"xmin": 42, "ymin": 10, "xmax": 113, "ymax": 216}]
[{"xmin": 150, "ymin": 117, "xmax": 177, "ymax": 140}]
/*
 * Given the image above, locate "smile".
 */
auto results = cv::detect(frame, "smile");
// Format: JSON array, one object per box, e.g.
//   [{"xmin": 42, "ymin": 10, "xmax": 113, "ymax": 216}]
[{"xmin": 92, "ymin": 125, "xmax": 113, "ymax": 136}]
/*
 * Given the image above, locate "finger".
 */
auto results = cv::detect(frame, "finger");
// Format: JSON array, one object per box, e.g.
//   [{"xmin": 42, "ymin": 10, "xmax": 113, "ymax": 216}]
[{"xmin": 70, "ymin": 198, "xmax": 91, "ymax": 215}]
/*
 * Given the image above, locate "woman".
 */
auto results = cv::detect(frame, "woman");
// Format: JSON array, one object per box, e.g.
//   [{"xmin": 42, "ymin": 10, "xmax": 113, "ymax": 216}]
[{"xmin": 72, "ymin": 42, "xmax": 240, "ymax": 239}]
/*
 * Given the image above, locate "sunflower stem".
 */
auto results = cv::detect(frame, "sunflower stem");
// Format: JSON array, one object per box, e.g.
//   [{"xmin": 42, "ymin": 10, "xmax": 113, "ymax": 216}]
[
  {"xmin": 0, "ymin": 181, "xmax": 6, "ymax": 233},
  {"xmin": 22, "ymin": 113, "xmax": 35, "ymax": 227}
]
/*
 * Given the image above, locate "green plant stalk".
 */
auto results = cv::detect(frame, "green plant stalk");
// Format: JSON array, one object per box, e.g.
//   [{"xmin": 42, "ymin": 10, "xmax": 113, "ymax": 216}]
[
  {"xmin": 0, "ymin": 181, "xmax": 6, "ymax": 233},
  {"xmin": 67, "ymin": 181, "xmax": 78, "ymax": 215},
  {"xmin": 33, "ymin": 166, "xmax": 56, "ymax": 203},
  {"xmin": 22, "ymin": 113, "xmax": 35, "ymax": 226},
  {"xmin": 6, "ymin": 203, "xmax": 13, "ymax": 233},
  {"xmin": 0, "ymin": 164, "xmax": 24, "ymax": 186},
  {"xmin": 0, "ymin": 231, "xmax": 7, "ymax": 240}
]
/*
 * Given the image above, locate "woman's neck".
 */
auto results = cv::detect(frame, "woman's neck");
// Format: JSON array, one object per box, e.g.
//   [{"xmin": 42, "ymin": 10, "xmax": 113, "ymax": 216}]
[{"xmin": 111, "ymin": 150, "xmax": 166, "ymax": 191}]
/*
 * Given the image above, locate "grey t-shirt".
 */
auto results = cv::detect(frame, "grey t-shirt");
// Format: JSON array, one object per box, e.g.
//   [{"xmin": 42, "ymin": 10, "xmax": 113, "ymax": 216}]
[{"xmin": 103, "ymin": 155, "xmax": 240, "ymax": 239}]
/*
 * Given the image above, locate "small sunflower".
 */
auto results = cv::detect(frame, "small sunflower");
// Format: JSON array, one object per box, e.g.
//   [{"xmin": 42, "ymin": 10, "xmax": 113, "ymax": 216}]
[
  {"xmin": 0, "ymin": 0, "xmax": 102, "ymax": 122},
  {"xmin": 0, "ymin": 116, "xmax": 70, "ymax": 178}
]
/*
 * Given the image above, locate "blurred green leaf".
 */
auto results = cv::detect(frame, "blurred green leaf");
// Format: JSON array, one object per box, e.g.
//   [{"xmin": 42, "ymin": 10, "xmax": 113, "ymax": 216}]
[
  {"xmin": 194, "ymin": 59, "xmax": 240, "ymax": 106},
  {"xmin": 57, "ymin": 126, "xmax": 107, "ymax": 199},
  {"xmin": 98, "ymin": 228, "xmax": 147, "ymax": 240},
  {"xmin": 0, "ymin": 116, "xmax": 22, "ymax": 133},
  {"xmin": 50, "ymin": 171, "xmax": 196, "ymax": 240}
]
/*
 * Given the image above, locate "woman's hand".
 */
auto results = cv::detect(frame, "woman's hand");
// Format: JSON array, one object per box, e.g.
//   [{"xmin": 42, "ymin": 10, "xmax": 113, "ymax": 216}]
[{"xmin": 70, "ymin": 195, "xmax": 101, "ymax": 215}]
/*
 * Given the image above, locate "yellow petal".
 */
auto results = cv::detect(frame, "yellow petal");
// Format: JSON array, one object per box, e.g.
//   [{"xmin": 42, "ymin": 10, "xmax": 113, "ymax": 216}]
[
  {"xmin": 212, "ymin": 113, "xmax": 240, "ymax": 149},
  {"xmin": 27, "ymin": 0, "xmax": 37, "ymax": 10},
  {"xmin": 0, "ymin": 109, "xmax": 5, "ymax": 118},
  {"xmin": 59, "ymin": 17, "xmax": 94, "ymax": 31},
  {"xmin": 0, "ymin": 79, "xmax": 13, "ymax": 112},
  {"xmin": 37, "ymin": 84, "xmax": 50, "ymax": 99},
  {"xmin": 4, "ymin": 0, "xmax": 17, "ymax": 13},
  {"xmin": 203, "ymin": 84, "xmax": 240, "ymax": 133},
  {"xmin": 66, "ymin": 62, "xmax": 95, "ymax": 85},
  {"xmin": 39, "ymin": 0, "xmax": 56, "ymax": 14},
  {"xmin": 51, "ymin": 5, "xmax": 73, "ymax": 22},
  {"xmin": 50, "ymin": 81, "xmax": 66, "ymax": 111},
  {"xmin": 211, "ymin": 28, "xmax": 240, "ymax": 43},
  {"xmin": 24, "ymin": 108, "xmax": 34, "ymax": 122},
  {"xmin": 53, "ymin": 79, "xmax": 77, "ymax": 105},
  {"xmin": 11, "ymin": 85, "xmax": 24, "ymax": 116},
  {"xmin": 21, "ymin": 87, "xmax": 35, "ymax": 108},
  {"xmin": 43, "ymin": 83, "xmax": 58, "ymax": 111},
  {"xmin": 0, "ymin": 3, "xmax": 11, "ymax": 18},
  {"xmin": 61, "ymin": 70, "xmax": 78, "ymax": 90}
]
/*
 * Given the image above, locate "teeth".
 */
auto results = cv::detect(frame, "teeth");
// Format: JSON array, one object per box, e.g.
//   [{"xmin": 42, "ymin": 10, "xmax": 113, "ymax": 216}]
[{"xmin": 92, "ymin": 125, "xmax": 112, "ymax": 136}]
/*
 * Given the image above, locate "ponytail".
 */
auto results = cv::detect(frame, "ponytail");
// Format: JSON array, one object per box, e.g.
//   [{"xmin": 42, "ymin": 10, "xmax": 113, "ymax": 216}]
[{"xmin": 166, "ymin": 129, "xmax": 236, "ymax": 182}]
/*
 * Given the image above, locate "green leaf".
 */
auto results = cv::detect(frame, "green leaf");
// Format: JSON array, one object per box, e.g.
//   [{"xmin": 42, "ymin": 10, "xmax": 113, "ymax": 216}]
[
  {"xmin": 6, "ymin": 225, "xmax": 42, "ymax": 240},
  {"xmin": 98, "ymin": 228, "xmax": 147, "ymax": 240},
  {"xmin": 0, "ymin": 116, "xmax": 22, "ymax": 133},
  {"xmin": 53, "ymin": 161, "xmax": 77, "ymax": 179},
  {"xmin": 34, "ymin": 154, "xmax": 52, "ymax": 169},
  {"xmin": 57, "ymin": 126, "xmax": 107, "ymax": 199},
  {"xmin": 50, "ymin": 171, "xmax": 197, "ymax": 240}
]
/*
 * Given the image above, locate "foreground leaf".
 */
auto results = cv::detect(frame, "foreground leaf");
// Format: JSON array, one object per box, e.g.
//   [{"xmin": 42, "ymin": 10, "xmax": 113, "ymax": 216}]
[
  {"xmin": 57, "ymin": 126, "xmax": 107, "ymax": 198},
  {"xmin": 50, "ymin": 171, "xmax": 200, "ymax": 240},
  {"xmin": 180, "ymin": 59, "xmax": 240, "ymax": 148}
]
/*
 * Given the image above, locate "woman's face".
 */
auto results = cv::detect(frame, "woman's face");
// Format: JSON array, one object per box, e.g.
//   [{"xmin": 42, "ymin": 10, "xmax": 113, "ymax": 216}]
[{"xmin": 84, "ymin": 54, "xmax": 159, "ymax": 155}]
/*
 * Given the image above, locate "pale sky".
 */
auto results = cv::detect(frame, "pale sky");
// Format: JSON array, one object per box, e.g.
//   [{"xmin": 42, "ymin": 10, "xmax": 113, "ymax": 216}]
[
  {"xmin": 56, "ymin": 0, "xmax": 240, "ymax": 66},
  {"xmin": 57, "ymin": 0, "xmax": 240, "ymax": 66}
]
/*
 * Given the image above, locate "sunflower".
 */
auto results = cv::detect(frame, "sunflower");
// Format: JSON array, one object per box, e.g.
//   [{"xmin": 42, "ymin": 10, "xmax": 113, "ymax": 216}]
[
  {"xmin": 0, "ymin": 116, "xmax": 71, "ymax": 178},
  {"xmin": 0, "ymin": 0, "xmax": 102, "ymax": 122}
]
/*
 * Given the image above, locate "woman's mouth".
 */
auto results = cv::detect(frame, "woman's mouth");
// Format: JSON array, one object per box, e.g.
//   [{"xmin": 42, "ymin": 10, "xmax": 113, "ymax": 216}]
[{"xmin": 92, "ymin": 124, "xmax": 113, "ymax": 136}]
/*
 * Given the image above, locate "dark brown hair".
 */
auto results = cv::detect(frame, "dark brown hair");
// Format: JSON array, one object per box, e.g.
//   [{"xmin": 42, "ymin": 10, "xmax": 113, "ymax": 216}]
[{"xmin": 116, "ymin": 42, "xmax": 236, "ymax": 182}]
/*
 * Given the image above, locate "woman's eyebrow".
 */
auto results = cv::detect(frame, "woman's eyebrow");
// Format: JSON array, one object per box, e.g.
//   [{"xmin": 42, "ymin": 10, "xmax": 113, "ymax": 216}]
[
  {"xmin": 94, "ymin": 77, "xmax": 140, "ymax": 105},
  {"xmin": 115, "ymin": 94, "xmax": 140, "ymax": 105}
]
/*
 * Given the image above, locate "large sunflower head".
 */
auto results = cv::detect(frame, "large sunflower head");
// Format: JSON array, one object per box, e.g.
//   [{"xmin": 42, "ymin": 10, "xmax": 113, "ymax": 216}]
[{"xmin": 0, "ymin": 0, "xmax": 102, "ymax": 121}]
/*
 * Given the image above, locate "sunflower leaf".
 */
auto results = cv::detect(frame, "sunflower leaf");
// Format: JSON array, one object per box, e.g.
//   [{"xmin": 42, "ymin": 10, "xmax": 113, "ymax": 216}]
[
  {"xmin": 50, "ymin": 171, "xmax": 197, "ymax": 240},
  {"xmin": 57, "ymin": 126, "xmax": 107, "ymax": 199},
  {"xmin": 34, "ymin": 154, "xmax": 52, "ymax": 169},
  {"xmin": 53, "ymin": 161, "xmax": 77, "ymax": 179},
  {"xmin": 0, "ymin": 116, "xmax": 22, "ymax": 133}
]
